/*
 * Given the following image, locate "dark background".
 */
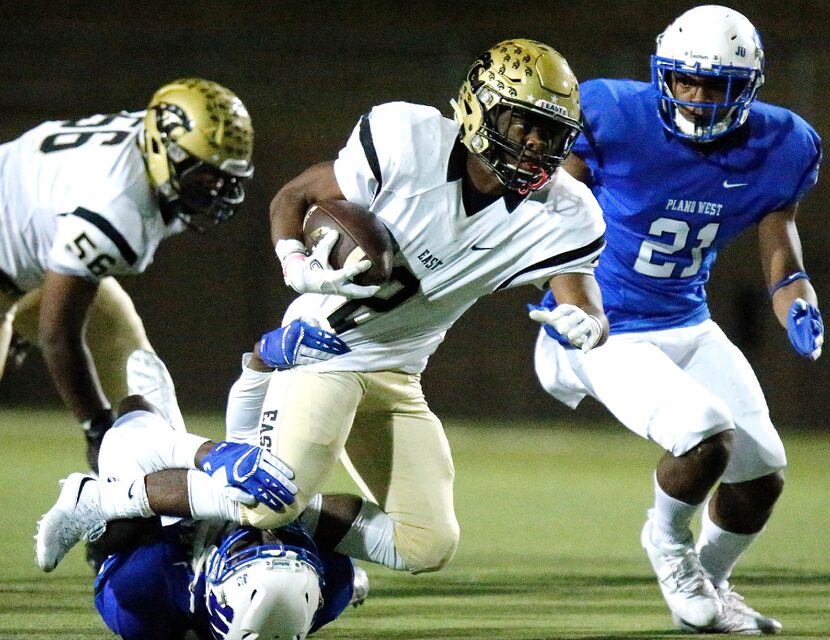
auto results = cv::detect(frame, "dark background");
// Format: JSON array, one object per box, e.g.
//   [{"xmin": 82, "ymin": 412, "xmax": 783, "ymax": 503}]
[{"xmin": 1, "ymin": 1, "xmax": 828, "ymax": 427}]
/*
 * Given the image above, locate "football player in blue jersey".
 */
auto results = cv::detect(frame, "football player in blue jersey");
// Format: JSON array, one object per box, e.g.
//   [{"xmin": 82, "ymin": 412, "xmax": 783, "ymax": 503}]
[
  {"xmin": 34, "ymin": 327, "xmax": 366, "ymax": 640},
  {"xmin": 36, "ymin": 448, "xmax": 363, "ymax": 640},
  {"xmin": 530, "ymin": 5, "xmax": 823, "ymax": 635}
]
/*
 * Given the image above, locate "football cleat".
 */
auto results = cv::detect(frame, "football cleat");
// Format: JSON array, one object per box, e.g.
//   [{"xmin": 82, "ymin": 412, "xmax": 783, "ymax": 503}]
[
  {"xmin": 35, "ymin": 473, "xmax": 106, "ymax": 572},
  {"xmin": 126, "ymin": 349, "xmax": 186, "ymax": 431},
  {"xmin": 641, "ymin": 510, "xmax": 722, "ymax": 629},
  {"xmin": 350, "ymin": 565, "xmax": 370, "ymax": 608},
  {"xmin": 674, "ymin": 584, "xmax": 782, "ymax": 635}
]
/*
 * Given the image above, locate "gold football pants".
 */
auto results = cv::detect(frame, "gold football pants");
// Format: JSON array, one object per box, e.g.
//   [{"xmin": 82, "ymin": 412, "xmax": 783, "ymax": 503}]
[
  {"xmin": 0, "ymin": 276, "xmax": 153, "ymax": 403},
  {"xmin": 258, "ymin": 368, "xmax": 460, "ymax": 573}
]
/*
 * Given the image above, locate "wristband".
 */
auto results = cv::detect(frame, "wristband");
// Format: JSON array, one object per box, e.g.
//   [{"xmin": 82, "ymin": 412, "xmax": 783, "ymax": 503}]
[
  {"xmin": 275, "ymin": 239, "xmax": 307, "ymax": 265},
  {"xmin": 768, "ymin": 271, "xmax": 809, "ymax": 298}
]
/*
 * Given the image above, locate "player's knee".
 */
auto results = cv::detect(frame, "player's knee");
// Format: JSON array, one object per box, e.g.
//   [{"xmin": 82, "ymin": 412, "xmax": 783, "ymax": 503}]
[
  {"xmin": 714, "ymin": 470, "xmax": 785, "ymax": 530},
  {"xmin": 394, "ymin": 518, "xmax": 460, "ymax": 574},
  {"xmin": 725, "ymin": 470, "xmax": 785, "ymax": 511},
  {"xmin": 688, "ymin": 430, "xmax": 734, "ymax": 477}
]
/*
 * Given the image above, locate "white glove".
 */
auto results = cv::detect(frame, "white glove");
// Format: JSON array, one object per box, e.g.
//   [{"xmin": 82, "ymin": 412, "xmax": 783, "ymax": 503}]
[
  {"xmin": 529, "ymin": 304, "xmax": 602, "ymax": 352},
  {"xmin": 276, "ymin": 230, "xmax": 380, "ymax": 299}
]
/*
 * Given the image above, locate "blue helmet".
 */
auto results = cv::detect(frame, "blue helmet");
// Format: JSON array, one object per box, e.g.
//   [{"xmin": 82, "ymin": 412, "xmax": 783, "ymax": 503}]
[
  {"xmin": 651, "ymin": 5, "xmax": 765, "ymax": 142},
  {"xmin": 205, "ymin": 527, "xmax": 324, "ymax": 640}
]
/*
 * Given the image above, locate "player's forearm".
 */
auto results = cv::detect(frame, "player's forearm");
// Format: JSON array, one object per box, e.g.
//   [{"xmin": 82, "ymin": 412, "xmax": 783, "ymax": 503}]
[
  {"xmin": 269, "ymin": 161, "xmax": 345, "ymax": 247},
  {"xmin": 144, "ymin": 469, "xmax": 192, "ymax": 516},
  {"xmin": 269, "ymin": 184, "xmax": 307, "ymax": 247},
  {"xmin": 40, "ymin": 331, "xmax": 109, "ymax": 421},
  {"xmin": 549, "ymin": 272, "xmax": 610, "ymax": 346},
  {"xmin": 145, "ymin": 468, "xmax": 248, "ymax": 523},
  {"xmin": 38, "ymin": 271, "xmax": 108, "ymax": 420}
]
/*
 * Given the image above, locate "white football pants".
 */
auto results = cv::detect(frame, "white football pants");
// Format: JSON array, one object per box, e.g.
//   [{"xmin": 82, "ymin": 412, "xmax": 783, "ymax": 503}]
[{"xmin": 534, "ymin": 319, "xmax": 786, "ymax": 483}]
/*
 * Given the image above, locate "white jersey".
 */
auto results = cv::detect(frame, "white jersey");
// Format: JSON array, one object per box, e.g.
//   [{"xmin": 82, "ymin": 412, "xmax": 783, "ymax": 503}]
[
  {"xmin": 285, "ymin": 102, "xmax": 606, "ymax": 373},
  {"xmin": 0, "ymin": 110, "xmax": 182, "ymax": 292}
]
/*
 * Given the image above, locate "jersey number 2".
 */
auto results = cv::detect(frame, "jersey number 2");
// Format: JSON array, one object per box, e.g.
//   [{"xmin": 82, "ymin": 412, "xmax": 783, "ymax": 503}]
[
  {"xmin": 327, "ymin": 266, "xmax": 420, "ymax": 333},
  {"xmin": 633, "ymin": 218, "xmax": 720, "ymax": 278}
]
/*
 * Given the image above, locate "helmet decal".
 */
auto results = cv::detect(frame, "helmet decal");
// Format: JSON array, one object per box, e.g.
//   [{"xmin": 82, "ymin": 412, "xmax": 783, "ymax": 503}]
[{"xmin": 155, "ymin": 102, "xmax": 192, "ymax": 142}]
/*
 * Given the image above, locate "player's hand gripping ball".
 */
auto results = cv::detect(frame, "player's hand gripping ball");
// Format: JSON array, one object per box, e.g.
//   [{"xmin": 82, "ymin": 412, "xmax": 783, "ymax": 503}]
[{"xmin": 302, "ymin": 199, "xmax": 394, "ymax": 287}]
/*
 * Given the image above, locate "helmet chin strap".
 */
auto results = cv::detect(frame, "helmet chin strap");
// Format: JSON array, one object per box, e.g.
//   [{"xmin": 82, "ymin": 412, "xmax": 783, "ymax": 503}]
[{"xmin": 672, "ymin": 105, "xmax": 735, "ymax": 142}]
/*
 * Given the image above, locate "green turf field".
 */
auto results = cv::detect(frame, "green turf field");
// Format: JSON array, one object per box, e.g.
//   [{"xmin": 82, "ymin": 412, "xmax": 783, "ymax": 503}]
[{"xmin": 1, "ymin": 409, "xmax": 828, "ymax": 639}]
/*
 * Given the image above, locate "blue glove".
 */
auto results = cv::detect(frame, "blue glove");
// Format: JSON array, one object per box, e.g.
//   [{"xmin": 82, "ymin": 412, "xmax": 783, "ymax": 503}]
[
  {"xmin": 787, "ymin": 298, "xmax": 824, "ymax": 361},
  {"xmin": 257, "ymin": 318, "xmax": 350, "ymax": 369},
  {"xmin": 201, "ymin": 442, "xmax": 298, "ymax": 512},
  {"xmin": 527, "ymin": 303, "xmax": 575, "ymax": 349}
]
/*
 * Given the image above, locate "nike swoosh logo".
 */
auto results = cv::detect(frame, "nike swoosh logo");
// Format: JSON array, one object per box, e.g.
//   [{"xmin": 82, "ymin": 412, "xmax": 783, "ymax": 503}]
[
  {"xmin": 75, "ymin": 476, "xmax": 94, "ymax": 507},
  {"xmin": 722, "ymin": 180, "xmax": 749, "ymax": 188},
  {"xmin": 127, "ymin": 481, "xmax": 135, "ymax": 500},
  {"xmin": 471, "ymin": 244, "xmax": 494, "ymax": 251},
  {"xmin": 233, "ymin": 447, "xmax": 260, "ymax": 482}
]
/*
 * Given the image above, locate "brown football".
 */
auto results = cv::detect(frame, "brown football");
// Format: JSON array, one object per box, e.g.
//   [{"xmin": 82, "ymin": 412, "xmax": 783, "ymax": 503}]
[{"xmin": 302, "ymin": 199, "xmax": 394, "ymax": 286}]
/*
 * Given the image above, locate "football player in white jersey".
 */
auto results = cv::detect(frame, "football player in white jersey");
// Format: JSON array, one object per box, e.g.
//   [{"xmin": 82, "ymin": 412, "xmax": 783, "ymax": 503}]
[
  {"xmin": 239, "ymin": 39, "xmax": 608, "ymax": 576},
  {"xmin": 0, "ymin": 78, "xmax": 254, "ymax": 471}
]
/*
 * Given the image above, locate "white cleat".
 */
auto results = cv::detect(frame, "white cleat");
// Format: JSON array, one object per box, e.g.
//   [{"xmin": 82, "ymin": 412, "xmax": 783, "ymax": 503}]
[
  {"xmin": 673, "ymin": 584, "xmax": 782, "ymax": 635},
  {"xmin": 126, "ymin": 349, "xmax": 186, "ymax": 431},
  {"xmin": 641, "ymin": 510, "xmax": 722, "ymax": 629},
  {"xmin": 349, "ymin": 565, "xmax": 370, "ymax": 607},
  {"xmin": 35, "ymin": 473, "xmax": 107, "ymax": 572}
]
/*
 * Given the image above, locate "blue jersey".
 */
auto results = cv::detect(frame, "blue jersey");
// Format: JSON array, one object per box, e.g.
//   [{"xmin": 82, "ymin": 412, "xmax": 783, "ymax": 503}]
[
  {"xmin": 572, "ymin": 79, "xmax": 821, "ymax": 333},
  {"xmin": 94, "ymin": 523, "xmax": 355, "ymax": 640}
]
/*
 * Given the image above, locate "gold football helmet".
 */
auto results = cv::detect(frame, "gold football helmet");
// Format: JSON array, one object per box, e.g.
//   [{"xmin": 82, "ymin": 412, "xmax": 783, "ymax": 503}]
[
  {"xmin": 141, "ymin": 78, "xmax": 254, "ymax": 231},
  {"xmin": 452, "ymin": 38, "xmax": 581, "ymax": 193}
]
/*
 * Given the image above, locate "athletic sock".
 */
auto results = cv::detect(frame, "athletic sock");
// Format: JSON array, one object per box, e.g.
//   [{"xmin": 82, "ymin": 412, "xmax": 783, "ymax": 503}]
[
  {"xmin": 651, "ymin": 473, "xmax": 700, "ymax": 545},
  {"xmin": 334, "ymin": 499, "xmax": 408, "ymax": 571},
  {"xmin": 696, "ymin": 503, "xmax": 757, "ymax": 588},
  {"xmin": 98, "ymin": 477, "xmax": 154, "ymax": 520},
  {"xmin": 186, "ymin": 470, "xmax": 241, "ymax": 522}
]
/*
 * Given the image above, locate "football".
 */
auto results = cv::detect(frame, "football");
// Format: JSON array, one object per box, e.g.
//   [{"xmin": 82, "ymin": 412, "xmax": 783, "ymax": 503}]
[{"xmin": 302, "ymin": 199, "xmax": 394, "ymax": 286}]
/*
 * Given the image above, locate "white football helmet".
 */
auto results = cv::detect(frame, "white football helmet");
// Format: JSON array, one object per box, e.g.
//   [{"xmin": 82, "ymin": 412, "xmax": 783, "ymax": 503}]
[
  {"xmin": 651, "ymin": 5, "xmax": 764, "ymax": 141},
  {"xmin": 205, "ymin": 528, "xmax": 323, "ymax": 640}
]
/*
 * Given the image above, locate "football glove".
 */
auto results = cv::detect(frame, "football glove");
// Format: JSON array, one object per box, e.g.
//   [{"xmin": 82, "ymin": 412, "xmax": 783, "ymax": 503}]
[
  {"xmin": 786, "ymin": 298, "xmax": 824, "ymax": 361},
  {"xmin": 528, "ymin": 303, "xmax": 602, "ymax": 353},
  {"xmin": 200, "ymin": 442, "xmax": 298, "ymax": 513},
  {"xmin": 257, "ymin": 318, "xmax": 350, "ymax": 369},
  {"xmin": 278, "ymin": 230, "xmax": 380, "ymax": 298}
]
